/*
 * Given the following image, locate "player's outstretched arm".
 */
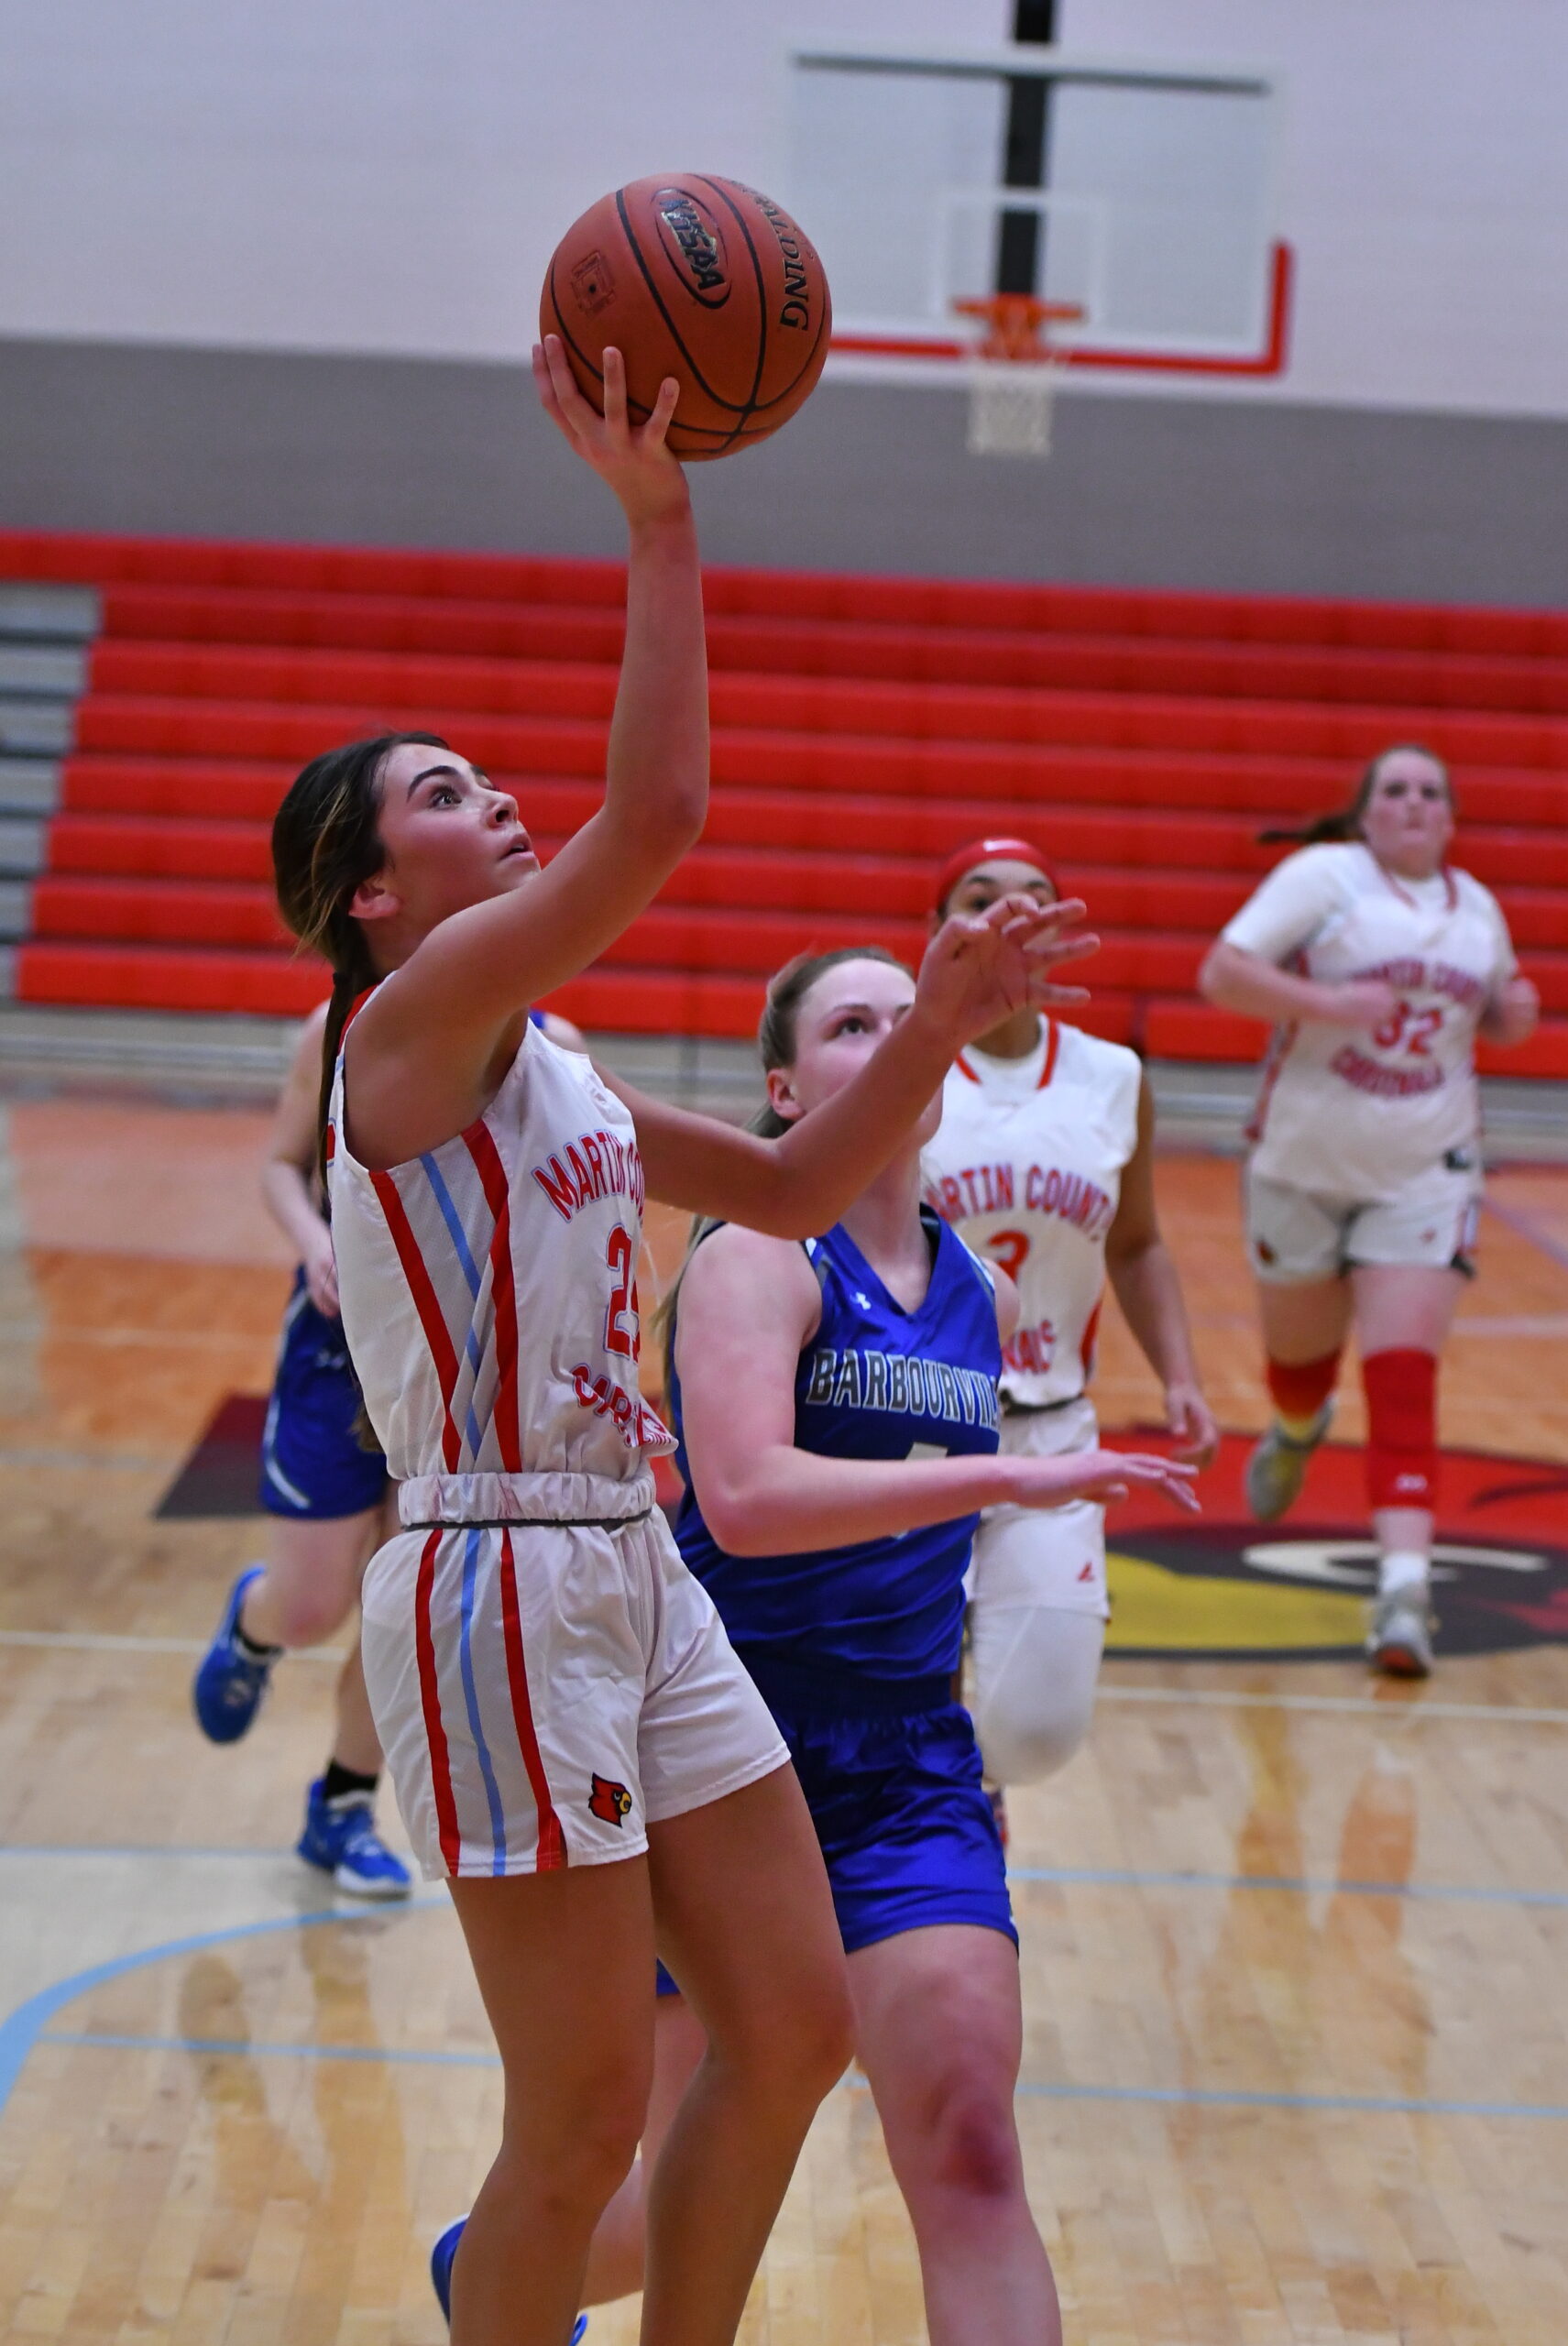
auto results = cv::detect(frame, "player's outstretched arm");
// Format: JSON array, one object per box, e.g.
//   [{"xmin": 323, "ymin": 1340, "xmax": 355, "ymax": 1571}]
[
  {"xmin": 677, "ymin": 1227, "xmax": 1197, "ymax": 1557},
  {"xmin": 611, "ymin": 895, "xmax": 1099, "ymax": 1236},
  {"xmin": 345, "ymin": 341, "xmax": 702, "ymax": 1127}
]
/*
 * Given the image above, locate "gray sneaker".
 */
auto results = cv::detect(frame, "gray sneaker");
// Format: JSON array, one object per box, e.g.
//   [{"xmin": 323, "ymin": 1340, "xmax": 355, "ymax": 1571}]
[
  {"xmin": 1367, "ymin": 1588, "xmax": 1434, "ymax": 1679},
  {"xmin": 1245, "ymin": 1404, "xmax": 1333, "ymax": 1522}
]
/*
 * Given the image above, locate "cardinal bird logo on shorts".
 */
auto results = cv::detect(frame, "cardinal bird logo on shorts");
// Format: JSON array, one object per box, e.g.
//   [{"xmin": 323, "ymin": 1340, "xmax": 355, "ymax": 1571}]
[{"xmin": 588, "ymin": 1773, "xmax": 633, "ymax": 1826}]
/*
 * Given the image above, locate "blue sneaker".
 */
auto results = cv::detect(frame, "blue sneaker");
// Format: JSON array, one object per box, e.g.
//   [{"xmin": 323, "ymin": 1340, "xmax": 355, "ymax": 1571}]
[
  {"xmin": 430, "ymin": 2220, "xmax": 586, "ymax": 2338},
  {"xmin": 297, "ymin": 1780, "xmax": 412, "ymax": 1900},
  {"xmin": 192, "ymin": 1566, "xmax": 277, "ymax": 1744}
]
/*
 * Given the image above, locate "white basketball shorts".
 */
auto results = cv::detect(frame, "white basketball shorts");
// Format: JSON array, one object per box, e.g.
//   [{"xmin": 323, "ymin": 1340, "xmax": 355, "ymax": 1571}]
[
  {"xmin": 1244, "ymin": 1157, "xmax": 1481, "ymax": 1286},
  {"xmin": 360, "ymin": 1507, "xmax": 787, "ymax": 1880},
  {"xmin": 966, "ymin": 1395, "xmax": 1110, "ymax": 1623}
]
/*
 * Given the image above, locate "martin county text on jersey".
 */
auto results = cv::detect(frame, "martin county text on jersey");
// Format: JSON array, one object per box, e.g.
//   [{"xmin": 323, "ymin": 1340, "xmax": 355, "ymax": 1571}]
[
  {"xmin": 531, "ymin": 1126, "xmax": 646, "ymax": 1222},
  {"xmin": 924, "ymin": 1160, "xmax": 1116, "ymax": 1243}
]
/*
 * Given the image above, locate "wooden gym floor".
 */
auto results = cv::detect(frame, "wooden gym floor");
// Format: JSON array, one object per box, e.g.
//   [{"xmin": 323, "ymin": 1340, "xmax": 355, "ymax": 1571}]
[{"xmin": 0, "ymin": 1093, "xmax": 1565, "ymax": 2344}]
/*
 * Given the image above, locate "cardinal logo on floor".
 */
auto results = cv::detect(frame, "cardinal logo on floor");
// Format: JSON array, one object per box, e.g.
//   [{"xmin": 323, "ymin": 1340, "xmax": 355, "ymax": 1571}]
[{"xmin": 1102, "ymin": 1431, "xmax": 1568, "ymax": 1662}]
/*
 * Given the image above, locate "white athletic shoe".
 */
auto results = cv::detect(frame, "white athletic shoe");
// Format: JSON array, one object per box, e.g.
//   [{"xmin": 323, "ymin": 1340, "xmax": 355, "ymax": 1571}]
[
  {"xmin": 1367, "ymin": 1588, "xmax": 1434, "ymax": 1679},
  {"xmin": 1245, "ymin": 1403, "xmax": 1333, "ymax": 1523}
]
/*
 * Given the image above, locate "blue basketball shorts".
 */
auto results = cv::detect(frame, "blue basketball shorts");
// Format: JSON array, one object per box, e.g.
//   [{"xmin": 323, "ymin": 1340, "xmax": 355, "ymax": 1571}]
[
  {"xmin": 259, "ymin": 1271, "xmax": 389, "ymax": 1522},
  {"xmin": 657, "ymin": 1662, "xmax": 1014, "ymax": 1994}
]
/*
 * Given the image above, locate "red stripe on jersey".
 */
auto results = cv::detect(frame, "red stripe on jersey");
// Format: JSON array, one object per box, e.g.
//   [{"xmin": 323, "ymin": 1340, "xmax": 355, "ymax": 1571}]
[
  {"xmin": 462, "ymin": 1118, "xmax": 522, "ymax": 1474},
  {"xmin": 498, "ymin": 1529, "xmax": 567, "ymax": 1871},
  {"xmin": 1079, "ymin": 1294, "xmax": 1103, "ymax": 1378},
  {"xmin": 414, "ymin": 1530, "xmax": 463, "ymax": 1873},
  {"xmin": 954, "ymin": 1053, "xmax": 981, "ymax": 1084},
  {"xmin": 1038, "ymin": 1020, "xmax": 1060, "ymax": 1088},
  {"xmin": 369, "ymin": 1168, "xmax": 464, "ymax": 1471}
]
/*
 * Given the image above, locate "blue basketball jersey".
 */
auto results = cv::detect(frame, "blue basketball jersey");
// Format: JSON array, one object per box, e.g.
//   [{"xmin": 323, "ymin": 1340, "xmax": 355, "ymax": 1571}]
[{"xmin": 670, "ymin": 1209, "xmax": 1001, "ymax": 1684}]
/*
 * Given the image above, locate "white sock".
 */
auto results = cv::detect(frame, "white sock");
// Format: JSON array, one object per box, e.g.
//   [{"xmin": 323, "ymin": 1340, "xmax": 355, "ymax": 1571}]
[{"xmin": 1378, "ymin": 1549, "xmax": 1430, "ymax": 1599}]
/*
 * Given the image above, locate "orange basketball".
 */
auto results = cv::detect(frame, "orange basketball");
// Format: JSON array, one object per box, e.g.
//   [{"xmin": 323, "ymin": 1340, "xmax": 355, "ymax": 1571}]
[{"xmin": 540, "ymin": 174, "xmax": 832, "ymax": 460}]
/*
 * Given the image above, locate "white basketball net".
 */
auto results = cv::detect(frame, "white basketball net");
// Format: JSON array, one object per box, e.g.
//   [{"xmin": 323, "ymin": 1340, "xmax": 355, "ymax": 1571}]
[
  {"xmin": 964, "ymin": 352, "xmax": 1066, "ymax": 459},
  {"xmin": 953, "ymin": 296, "xmax": 1083, "ymax": 461}
]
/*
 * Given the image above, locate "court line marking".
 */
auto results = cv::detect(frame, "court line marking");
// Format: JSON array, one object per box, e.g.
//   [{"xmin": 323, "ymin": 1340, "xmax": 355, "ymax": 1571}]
[
  {"xmin": 0, "ymin": 1898, "xmax": 441, "ymax": 2120},
  {"xmin": 4, "ymin": 1631, "xmax": 1563, "ymax": 1720},
  {"xmin": 0, "ymin": 1628, "xmax": 344, "ymax": 1661},
  {"xmin": 36, "ymin": 2028, "xmax": 1568, "ymax": 2124},
  {"xmin": 1096, "ymin": 1684, "xmax": 1568, "ymax": 1725},
  {"xmin": 1486, "ymin": 1192, "xmax": 1568, "ymax": 1273},
  {"xmin": 0, "ymin": 1446, "xmax": 177, "ymax": 1473},
  {"xmin": 3, "ymin": 1847, "xmax": 1565, "ymax": 1911}
]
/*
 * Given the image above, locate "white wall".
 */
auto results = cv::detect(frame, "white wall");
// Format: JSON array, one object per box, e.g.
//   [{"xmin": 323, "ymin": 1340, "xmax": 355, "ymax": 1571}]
[
  {"xmin": 0, "ymin": 1, "xmax": 1007, "ymax": 363},
  {"xmin": 4, "ymin": 0, "xmax": 1565, "ymax": 420},
  {"xmin": 1059, "ymin": 0, "xmax": 1568, "ymax": 417}
]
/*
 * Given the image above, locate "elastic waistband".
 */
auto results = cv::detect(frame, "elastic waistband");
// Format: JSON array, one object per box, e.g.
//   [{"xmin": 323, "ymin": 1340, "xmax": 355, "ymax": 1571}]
[
  {"xmin": 399, "ymin": 1468, "xmax": 655, "ymax": 1529},
  {"xmin": 734, "ymin": 1650, "xmax": 954, "ymax": 1719},
  {"xmin": 1001, "ymin": 1388, "xmax": 1086, "ymax": 1417}
]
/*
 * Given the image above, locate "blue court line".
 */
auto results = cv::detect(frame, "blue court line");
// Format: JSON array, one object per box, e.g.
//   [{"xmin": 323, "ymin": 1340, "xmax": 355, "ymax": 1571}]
[
  {"xmin": 0, "ymin": 1897, "xmax": 443, "ymax": 2121},
  {"xmin": 37, "ymin": 2027, "xmax": 1568, "ymax": 2124},
  {"xmin": 2, "ymin": 1848, "xmax": 1565, "ymax": 1911},
  {"xmin": 1485, "ymin": 1191, "xmax": 1568, "ymax": 1274},
  {"xmin": 43, "ymin": 2029, "xmax": 495, "ymax": 2068}
]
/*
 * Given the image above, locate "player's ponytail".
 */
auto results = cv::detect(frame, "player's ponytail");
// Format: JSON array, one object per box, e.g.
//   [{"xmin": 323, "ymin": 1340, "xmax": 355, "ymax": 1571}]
[
  {"xmin": 1259, "ymin": 741, "xmax": 1452, "ymax": 848},
  {"xmin": 271, "ymin": 729, "xmax": 451, "ymax": 1196},
  {"xmin": 652, "ymin": 944, "xmax": 910, "ymax": 1392}
]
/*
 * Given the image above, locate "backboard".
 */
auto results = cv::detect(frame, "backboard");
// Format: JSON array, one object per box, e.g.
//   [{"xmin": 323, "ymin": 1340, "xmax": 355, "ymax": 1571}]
[{"xmin": 784, "ymin": 42, "xmax": 1291, "ymax": 381}]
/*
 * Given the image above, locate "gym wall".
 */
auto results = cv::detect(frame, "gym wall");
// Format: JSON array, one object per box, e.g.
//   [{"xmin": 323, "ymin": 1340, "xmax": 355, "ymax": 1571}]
[{"xmin": 4, "ymin": 0, "xmax": 1566, "ymax": 601}]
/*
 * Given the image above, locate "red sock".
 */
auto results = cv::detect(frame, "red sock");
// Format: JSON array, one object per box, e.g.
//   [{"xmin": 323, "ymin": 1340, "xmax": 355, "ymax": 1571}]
[
  {"xmin": 1362, "ymin": 1347, "xmax": 1439, "ymax": 1510},
  {"xmin": 1266, "ymin": 1350, "xmax": 1340, "ymax": 1427}
]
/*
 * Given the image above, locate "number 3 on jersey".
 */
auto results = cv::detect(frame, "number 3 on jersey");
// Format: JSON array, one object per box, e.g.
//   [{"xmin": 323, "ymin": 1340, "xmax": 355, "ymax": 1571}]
[
  {"xmin": 985, "ymin": 1227, "xmax": 1031, "ymax": 1279},
  {"xmin": 604, "ymin": 1222, "xmax": 641, "ymax": 1360}
]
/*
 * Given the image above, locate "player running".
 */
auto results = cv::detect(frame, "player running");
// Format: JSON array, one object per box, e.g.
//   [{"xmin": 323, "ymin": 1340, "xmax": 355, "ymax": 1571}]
[
  {"xmin": 192, "ymin": 1002, "xmax": 580, "ymax": 1895},
  {"xmin": 562, "ymin": 945, "xmax": 1199, "ymax": 2346},
  {"xmin": 921, "ymin": 839, "xmax": 1218, "ymax": 1818},
  {"xmin": 269, "ymin": 337, "xmax": 1096, "ymax": 2346},
  {"xmin": 1199, "ymin": 743, "xmax": 1539, "ymax": 1675}
]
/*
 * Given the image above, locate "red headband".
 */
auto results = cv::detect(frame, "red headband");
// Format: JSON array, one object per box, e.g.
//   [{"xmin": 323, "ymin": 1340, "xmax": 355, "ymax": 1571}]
[{"xmin": 933, "ymin": 836, "xmax": 1054, "ymax": 913}]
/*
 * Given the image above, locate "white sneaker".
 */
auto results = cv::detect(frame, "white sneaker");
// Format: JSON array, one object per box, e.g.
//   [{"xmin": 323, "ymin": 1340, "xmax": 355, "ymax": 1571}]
[
  {"xmin": 1367, "ymin": 1588, "xmax": 1434, "ymax": 1679},
  {"xmin": 1245, "ymin": 1404, "xmax": 1332, "ymax": 1523}
]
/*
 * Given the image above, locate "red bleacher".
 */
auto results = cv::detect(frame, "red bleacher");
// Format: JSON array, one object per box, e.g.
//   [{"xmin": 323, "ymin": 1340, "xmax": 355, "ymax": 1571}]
[{"xmin": 3, "ymin": 530, "xmax": 1564, "ymax": 1072}]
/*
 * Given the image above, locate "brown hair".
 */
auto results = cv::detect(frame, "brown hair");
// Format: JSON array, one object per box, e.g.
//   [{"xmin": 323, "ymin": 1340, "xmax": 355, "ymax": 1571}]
[
  {"xmin": 653, "ymin": 944, "xmax": 911, "ymax": 1383},
  {"xmin": 271, "ymin": 729, "xmax": 451, "ymax": 1193},
  {"xmin": 1260, "ymin": 741, "xmax": 1453, "ymax": 848}
]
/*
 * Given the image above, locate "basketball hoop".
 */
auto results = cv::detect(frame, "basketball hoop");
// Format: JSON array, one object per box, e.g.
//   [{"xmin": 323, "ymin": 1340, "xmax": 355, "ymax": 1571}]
[{"xmin": 952, "ymin": 296, "xmax": 1085, "ymax": 459}]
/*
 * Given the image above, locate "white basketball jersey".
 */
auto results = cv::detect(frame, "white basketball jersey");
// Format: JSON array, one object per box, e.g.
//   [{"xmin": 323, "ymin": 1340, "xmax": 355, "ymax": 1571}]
[
  {"xmin": 328, "ymin": 1018, "xmax": 672, "ymax": 1514},
  {"xmin": 1222, "ymin": 843, "xmax": 1516, "ymax": 1200},
  {"xmin": 922, "ymin": 1019, "xmax": 1142, "ymax": 1408}
]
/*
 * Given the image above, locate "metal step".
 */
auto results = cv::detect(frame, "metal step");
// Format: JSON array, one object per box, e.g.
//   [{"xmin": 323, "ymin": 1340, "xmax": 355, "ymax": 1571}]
[
  {"xmin": 0, "ymin": 883, "xmax": 29, "ymax": 941},
  {"xmin": 0, "ymin": 761, "xmax": 59, "ymax": 818},
  {"xmin": 0, "ymin": 698, "xmax": 71, "ymax": 757},
  {"xmin": 0, "ymin": 824, "xmax": 42, "ymax": 878},
  {"xmin": 0, "ymin": 584, "xmax": 99, "ymax": 642},
  {"xmin": 0, "ymin": 644, "xmax": 88, "ymax": 697}
]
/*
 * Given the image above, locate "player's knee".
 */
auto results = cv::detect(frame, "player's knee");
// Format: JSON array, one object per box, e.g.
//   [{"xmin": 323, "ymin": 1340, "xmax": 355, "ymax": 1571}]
[
  {"xmin": 981, "ymin": 1696, "xmax": 1093, "ymax": 1785},
  {"xmin": 715, "ymin": 1965, "xmax": 854, "ymax": 2108},
  {"xmin": 915, "ymin": 2078, "xmax": 1023, "ymax": 2209},
  {"xmin": 976, "ymin": 1661, "xmax": 1098, "ymax": 1786},
  {"xmin": 500, "ymin": 2067, "xmax": 645, "ymax": 2214},
  {"xmin": 269, "ymin": 1585, "xmax": 352, "ymax": 1647}
]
